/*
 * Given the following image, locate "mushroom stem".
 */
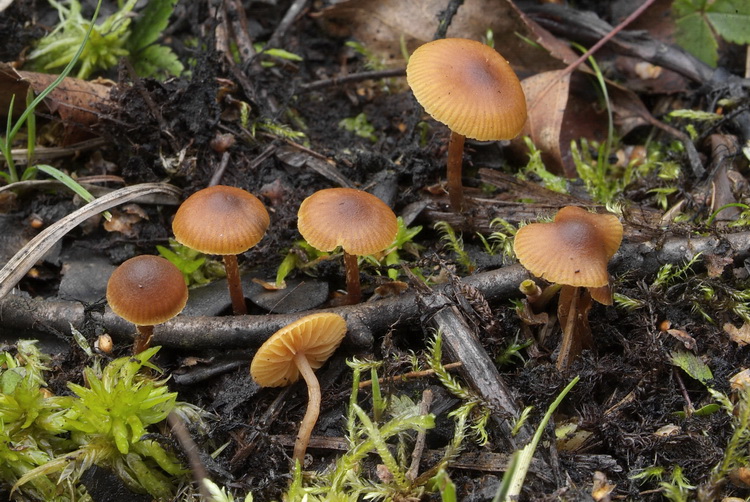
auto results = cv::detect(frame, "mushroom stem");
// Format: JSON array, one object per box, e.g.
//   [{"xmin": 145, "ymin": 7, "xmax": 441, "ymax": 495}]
[
  {"xmin": 133, "ymin": 325, "xmax": 154, "ymax": 354},
  {"xmin": 223, "ymin": 254, "xmax": 247, "ymax": 315},
  {"xmin": 447, "ymin": 130, "xmax": 466, "ymax": 212},
  {"xmin": 342, "ymin": 252, "xmax": 362, "ymax": 305},
  {"xmin": 292, "ymin": 351, "xmax": 321, "ymax": 463},
  {"xmin": 557, "ymin": 285, "xmax": 579, "ymax": 370}
]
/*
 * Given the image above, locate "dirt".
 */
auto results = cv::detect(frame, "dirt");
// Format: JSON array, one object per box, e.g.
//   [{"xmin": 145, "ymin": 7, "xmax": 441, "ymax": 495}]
[{"xmin": 2, "ymin": 0, "xmax": 750, "ymax": 501}]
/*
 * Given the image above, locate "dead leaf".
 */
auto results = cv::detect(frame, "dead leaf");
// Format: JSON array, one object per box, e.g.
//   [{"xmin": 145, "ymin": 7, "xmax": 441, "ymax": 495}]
[
  {"xmin": 316, "ymin": 0, "xmax": 574, "ymax": 73},
  {"xmin": 0, "ymin": 63, "xmax": 113, "ymax": 144},
  {"xmin": 591, "ymin": 471, "xmax": 615, "ymax": 502},
  {"xmin": 724, "ymin": 322, "xmax": 750, "ymax": 346}
]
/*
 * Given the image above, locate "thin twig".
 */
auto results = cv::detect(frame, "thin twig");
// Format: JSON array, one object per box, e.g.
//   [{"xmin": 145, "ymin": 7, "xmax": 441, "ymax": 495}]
[
  {"xmin": 299, "ymin": 68, "xmax": 406, "ymax": 93},
  {"xmin": 358, "ymin": 362, "xmax": 462, "ymax": 388}
]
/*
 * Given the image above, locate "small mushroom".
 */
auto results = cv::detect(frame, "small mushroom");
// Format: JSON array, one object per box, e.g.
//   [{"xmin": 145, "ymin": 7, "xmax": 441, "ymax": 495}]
[
  {"xmin": 406, "ymin": 38, "xmax": 527, "ymax": 211},
  {"xmin": 106, "ymin": 255, "xmax": 188, "ymax": 354},
  {"xmin": 513, "ymin": 206, "xmax": 623, "ymax": 368},
  {"xmin": 297, "ymin": 188, "xmax": 398, "ymax": 305},
  {"xmin": 250, "ymin": 312, "xmax": 347, "ymax": 464},
  {"xmin": 172, "ymin": 185, "xmax": 269, "ymax": 315}
]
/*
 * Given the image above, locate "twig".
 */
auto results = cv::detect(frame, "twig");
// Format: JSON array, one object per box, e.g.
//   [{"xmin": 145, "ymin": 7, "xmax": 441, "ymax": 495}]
[
  {"xmin": 406, "ymin": 389, "xmax": 433, "ymax": 481},
  {"xmin": 299, "ymin": 68, "xmax": 406, "ymax": 93},
  {"xmin": 433, "ymin": 0, "xmax": 465, "ymax": 40},
  {"xmin": 167, "ymin": 411, "xmax": 210, "ymax": 500},
  {"xmin": 3, "ymin": 230, "xmax": 750, "ymax": 349},
  {"xmin": 267, "ymin": 0, "xmax": 309, "ymax": 48},
  {"xmin": 358, "ymin": 362, "xmax": 462, "ymax": 388}
]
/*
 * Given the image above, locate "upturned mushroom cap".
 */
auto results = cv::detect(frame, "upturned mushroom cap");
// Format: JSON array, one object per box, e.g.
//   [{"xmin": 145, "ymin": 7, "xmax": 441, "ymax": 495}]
[
  {"xmin": 172, "ymin": 185, "xmax": 270, "ymax": 255},
  {"xmin": 250, "ymin": 313, "xmax": 347, "ymax": 387},
  {"xmin": 406, "ymin": 38, "xmax": 527, "ymax": 141},
  {"xmin": 107, "ymin": 255, "xmax": 188, "ymax": 326},
  {"xmin": 513, "ymin": 206, "xmax": 623, "ymax": 288},
  {"xmin": 297, "ymin": 188, "xmax": 398, "ymax": 256}
]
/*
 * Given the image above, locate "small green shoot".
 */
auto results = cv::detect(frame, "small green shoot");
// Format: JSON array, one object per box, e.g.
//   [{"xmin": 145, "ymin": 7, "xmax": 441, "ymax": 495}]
[
  {"xmin": 157, "ymin": 238, "xmax": 226, "ymax": 287},
  {"xmin": 517, "ymin": 136, "xmax": 568, "ymax": 194},
  {"xmin": 651, "ymin": 253, "xmax": 702, "ymax": 290},
  {"xmin": 477, "ymin": 217, "xmax": 517, "ymax": 260},
  {"xmin": 434, "ymin": 221, "xmax": 475, "ymax": 274},
  {"xmin": 338, "ymin": 112, "xmax": 378, "ymax": 143},
  {"xmin": 30, "ymin": 0, "xmax": 183, "ymax": 79},
  {"xmin": 493, "ymin": 375, "xmax": 579, "ymax": 501}
]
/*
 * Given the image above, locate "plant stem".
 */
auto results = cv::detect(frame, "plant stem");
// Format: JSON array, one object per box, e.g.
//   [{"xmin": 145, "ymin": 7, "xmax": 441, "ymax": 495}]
[
  {"xmin": 293, "ymin": 352, "xmax": 319, "ymax": 464},
  {"xmin": 447, "ymin": 130, "xmax": 465, "ymax": 211},
  {"xmin": 223, "ymin": 254, "xmax": 247, "ymax": 315}
]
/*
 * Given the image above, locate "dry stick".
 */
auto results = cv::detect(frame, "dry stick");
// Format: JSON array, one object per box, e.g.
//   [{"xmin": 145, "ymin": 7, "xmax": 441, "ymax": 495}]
[
  {"xmin": 358, "ymin": 362, "xmax": 463, "ymax": 388},
  {"xmin": 4, "ymin": 230, "xmax": 750, "ymax": 349},
  {"xmin": 266, "ymin": 0, "xmax": 309, "ymax": 48},
  {"xmin": 406, "ymin": 389, "xmax": 433, "ymax": 482},
  {"xmin": 528, "ymin": 0, "xmax": 658, "ymax": 113},
  {"xmin": 167, "ymin": 411, "xmax": 211, "ymax": 500},
  {"xmin": 299, "ymin": 68, "xmax": 406, "ymax": 93}
]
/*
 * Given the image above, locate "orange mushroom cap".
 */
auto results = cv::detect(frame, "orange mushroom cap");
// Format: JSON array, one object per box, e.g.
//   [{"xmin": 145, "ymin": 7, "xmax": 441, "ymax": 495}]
[
  {"xmin": 297, "ymin": 188, "xmax": 398, "ymax": 256},
  {"xmin": 513, "ymin": 206, "xmax": 623, "ymax": 288},
  {"xmin": 406, "ymin": 38, "xmax": 527, "ymax": 141},
  {"xmin": 250, "ymin": 313, "xmax": 347, "ymax": 387},
  {"xmin": 106, "ymin": 255, "xmax": 188, "ymax": 326},
  {"xmin": 172, "ymin": 185, "xmax": 270, "ymax": 255}
]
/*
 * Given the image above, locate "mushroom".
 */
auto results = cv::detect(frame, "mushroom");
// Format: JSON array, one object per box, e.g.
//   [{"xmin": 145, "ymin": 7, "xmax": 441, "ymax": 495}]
[
  {"xmin": 250, "ymin": 312, "xmax": 347, "ymax": 464},
  {"xmin": 297, "ymin": 188, "xmax": 398, "ymax": 305},
  {"xmin": 513, "ymin": 206, "xmax": 623, "ymax": 368},
  {"xmin": 406, "ymin": 38, "xmax": 527, "ymax": 211},
  {"xmin": 106, "ymin": 255, "xmax": 188, "ymax": 354},
  {"xmin": 172, "ymin": 185, "xmax": 270, "ymax": 315}
]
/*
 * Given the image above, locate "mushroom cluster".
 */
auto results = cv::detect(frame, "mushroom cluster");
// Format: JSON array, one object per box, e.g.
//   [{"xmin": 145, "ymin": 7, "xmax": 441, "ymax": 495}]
[
  {"xmin": 513, "ymin": 206, "xmax": 623, "ymax": 368},
  {"xmin": 406, "ymin": 38, "xmax": 527, "ymax": 211}
]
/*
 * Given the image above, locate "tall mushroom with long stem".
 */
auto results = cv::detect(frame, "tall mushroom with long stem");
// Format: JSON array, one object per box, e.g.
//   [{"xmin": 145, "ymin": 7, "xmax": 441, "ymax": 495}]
[
  {"xmin": 106, "ymin": 255, "xmax": 188, "ymax": 354},
  {"xmin": 250, "ymin": 312, "xmax": 347, "ymax": 465},
  {"xmin": 297, "ymin": 188, "xmax": 398, "ymax": 305},
  {"xmin": 513, "ymin": 206, "xmax": 623, "ymax": 369},
  {"xmin": 172, "ymin": 185, "xmax": 269, "ymax": 315},
  {"xmin": 406, "ymin": 38, "xmax": 527, "ymax": 212}
]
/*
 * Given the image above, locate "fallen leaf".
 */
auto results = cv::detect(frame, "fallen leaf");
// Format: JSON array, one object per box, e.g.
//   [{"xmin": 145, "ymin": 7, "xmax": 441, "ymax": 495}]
[
  {"xmin": 0, "ymin": 63, "xmax": 113, "ymax": 144},
  {"xmin": 316, "ymin": 0, "xmax": 575, "ymax": 73},
  {"xmin": 724, "ymin": 322, "xmax": 750, "ymax": 346}
]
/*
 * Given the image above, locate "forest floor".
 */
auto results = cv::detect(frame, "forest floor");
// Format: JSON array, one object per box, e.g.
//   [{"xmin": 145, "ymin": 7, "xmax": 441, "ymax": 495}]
[{"xmin": 2, "ymin": 0, "xmax": 750, "ymax": 501}]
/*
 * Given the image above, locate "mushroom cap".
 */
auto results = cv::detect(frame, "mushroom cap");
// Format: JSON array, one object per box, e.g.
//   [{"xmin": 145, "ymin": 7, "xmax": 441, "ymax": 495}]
[
  {"xmin": 250, "ymin": 313, "xmax": 347, "ymax": 387},
  {"xmin": 297, "ymin": 188, "xmax": 398, "ymax": 255},
  {"xmin": 513, "ymin": 206, "xmax": 623, "ymax": 288},
  {"xmin": 406, "ymin": 38, "xmax": 527, "ymax": 141},
  {"xmin": 106, "ymin": 255, "xmax": 188, "ymax": 326},
  {"xmin": 172, "ymin": 185, "xmax": 270, "ymax": 255}
]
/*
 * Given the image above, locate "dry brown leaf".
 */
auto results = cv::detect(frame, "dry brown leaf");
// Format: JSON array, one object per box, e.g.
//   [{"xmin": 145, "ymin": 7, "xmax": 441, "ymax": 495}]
[
  {"xmin": 724, "ymin": 322, "xmax": 750, "ymax": 346},
  {"xmin": 316, "ymin": 0, "xmax": 575, "ymax": 73},
  {"xmin": 0, "ymin": 63, "xmax": 113, "ymax": 144}
]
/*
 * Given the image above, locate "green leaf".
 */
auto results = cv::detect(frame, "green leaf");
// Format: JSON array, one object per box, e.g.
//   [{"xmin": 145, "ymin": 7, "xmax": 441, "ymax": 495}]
[
  {"xmin": 673, "ymin": 0, "xmax": 750, "ymax": 67},
  {"xmin": 128, "ymin": 0, "xmax": 177, "ymax": 51},
  {"xmin": 133, "ymin": 44, "xmax": 184, "ymax": 78},
  {"xmin": 670, "ymin": 350, "xmax": 713, "ymax": 384}
]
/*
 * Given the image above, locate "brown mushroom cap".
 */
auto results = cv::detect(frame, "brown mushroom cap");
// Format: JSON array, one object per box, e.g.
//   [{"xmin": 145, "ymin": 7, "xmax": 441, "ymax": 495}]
[
  {"xmin": 250, "ymin": 313, "xmax": 347, "ymax": 387},
  {"xmin": 172, "ymin": 185, "xmax": 270, "ymax": 255},
  {"xmin": 406, "ymin": 38, "xmax": 527, "ymax": 141},
  {"xmin": 297, "ymin": 188, "xmax": 398, "ymax": 256},
  {"xmin": 106, "ymin": 255, "xmax": 188, "ymax": 326},
  {"xmin": 513, "ymin": 206, "xmax": 623, "ymax": 288}
]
